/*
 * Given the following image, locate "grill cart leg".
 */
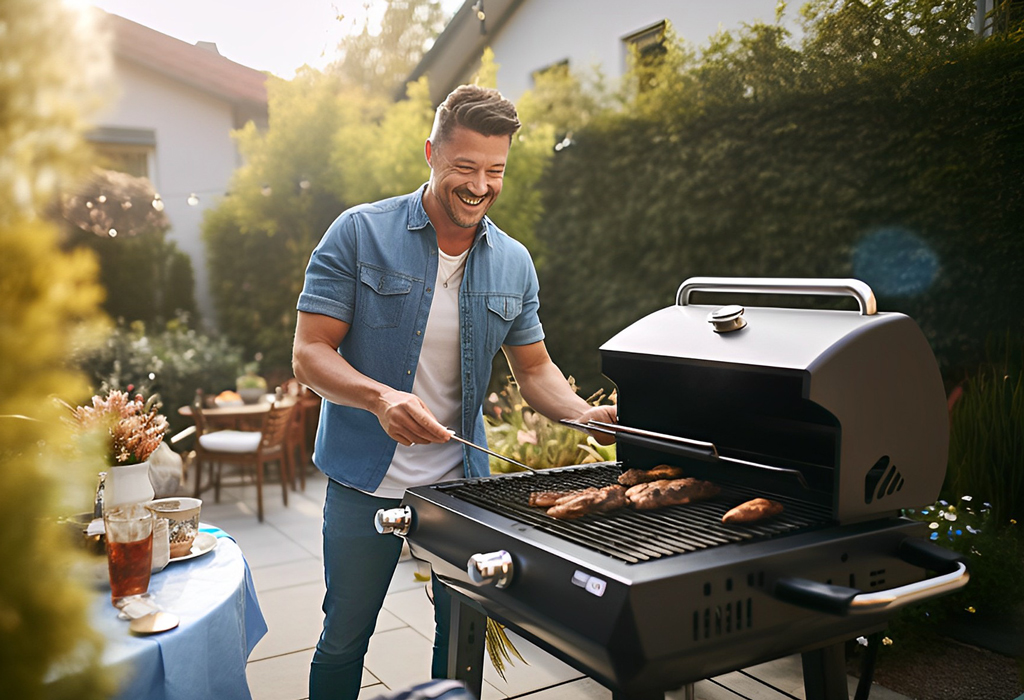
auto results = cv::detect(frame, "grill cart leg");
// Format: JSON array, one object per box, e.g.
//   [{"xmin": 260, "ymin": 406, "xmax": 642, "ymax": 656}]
[
  {"xmin": 801, "ymin": 642, "xmax": 849, "ymax": 700},
  {"xmin": 447, "ymin": 593, "xmax": 486, "ymax": 699}
]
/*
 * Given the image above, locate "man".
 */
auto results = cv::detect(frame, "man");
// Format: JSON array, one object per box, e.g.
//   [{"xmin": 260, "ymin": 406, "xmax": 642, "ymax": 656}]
[{"xmin": 293, "ymin": 85, "xmax": 616, "ymax": 700}]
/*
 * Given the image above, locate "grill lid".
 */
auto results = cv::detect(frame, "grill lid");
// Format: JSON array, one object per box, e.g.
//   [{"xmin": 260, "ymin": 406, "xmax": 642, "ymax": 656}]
[{"xmin": 599, "ymin": 277, "xmax": 948, "ymax": 524}]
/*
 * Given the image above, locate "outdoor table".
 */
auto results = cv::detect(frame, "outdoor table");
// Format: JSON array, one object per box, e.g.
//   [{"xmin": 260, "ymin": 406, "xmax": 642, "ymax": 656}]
[
  {"xmin": 90, "ymin": 525, "xmax": 267, "ymax": 700},
  {"xmin": 178, "ymin": 397, "xmax": 285, "ymax": 431}
]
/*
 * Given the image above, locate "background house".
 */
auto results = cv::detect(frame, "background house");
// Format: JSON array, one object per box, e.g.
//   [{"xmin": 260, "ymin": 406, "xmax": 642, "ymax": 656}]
[
  {"xmin": 407, "ymin": 0, "xmax": 792, "ymax": 104},
  {"xmin": 89, "ymin": 11, "xmax": 268, "ymax": 326}
]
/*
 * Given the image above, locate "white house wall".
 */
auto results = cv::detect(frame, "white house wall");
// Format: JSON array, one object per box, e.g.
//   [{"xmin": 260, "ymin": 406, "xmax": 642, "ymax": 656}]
[
  {"xmin": 486, "ymin": 0, "xmax": 790, "ymax": 102},
  {"xmin": 97, "ymin": 59, "xmax": 241, "ymax": 326}
]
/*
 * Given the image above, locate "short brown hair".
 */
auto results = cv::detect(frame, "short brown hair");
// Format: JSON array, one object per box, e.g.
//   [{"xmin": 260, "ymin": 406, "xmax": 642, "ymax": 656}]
[{"xmin": 429, "ymin": 85, "xmax": 521, "ymax": 147}]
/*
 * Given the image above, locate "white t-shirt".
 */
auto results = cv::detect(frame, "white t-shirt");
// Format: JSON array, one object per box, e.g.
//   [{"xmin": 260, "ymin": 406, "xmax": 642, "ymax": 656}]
[{"xmin": 372, "ymin": 248, "xmax": 469, "ymax": 498}]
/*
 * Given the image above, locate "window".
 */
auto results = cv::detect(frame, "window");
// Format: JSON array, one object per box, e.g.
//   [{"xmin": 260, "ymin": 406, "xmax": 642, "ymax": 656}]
[
  {"xmin": 86, "ymin": 127, "xmax": 156, "ymax": 180},
  {"xmin": 531, "ymin": 59, "xmax": 569, "ymax": 87},
  {"xmin": 623, "ymin": 20, "xmax": 668, "ymax": 65}
]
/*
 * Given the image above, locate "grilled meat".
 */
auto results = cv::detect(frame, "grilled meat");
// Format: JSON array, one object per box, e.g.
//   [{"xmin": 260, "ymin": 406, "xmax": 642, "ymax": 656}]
[
  {"xmin": 617, "ymin": 464, "xmax": 687, "ymax": 486},
  {"xmin": 547, "ymin": 485, "xmax": 628, "ymax": 520},
  {"xmin": 625, "ymin": 478, "xmax": 721, "ymax": 510},
  {"xmin": 722, "ymin": 498, "xmax": 784, "ymax": 524},
  {"xmin": 528, "ymin": 490, "xmax": 578, "ymax": 507}
]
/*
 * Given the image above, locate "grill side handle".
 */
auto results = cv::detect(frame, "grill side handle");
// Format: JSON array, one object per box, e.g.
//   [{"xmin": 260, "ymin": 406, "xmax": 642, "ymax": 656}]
[
  {"xmin": 676, "ymin": 277, "xmax": 878, "ymax": 315},
  {"xmin": 774, "ymin": 539, "xmax": 968, "ymax": 616}
]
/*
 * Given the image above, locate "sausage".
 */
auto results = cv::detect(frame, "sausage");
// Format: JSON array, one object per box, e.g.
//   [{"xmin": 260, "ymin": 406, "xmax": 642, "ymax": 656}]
[{"xmin": 722, "ymin": 498, "xmax": 784, "ymax": 524}]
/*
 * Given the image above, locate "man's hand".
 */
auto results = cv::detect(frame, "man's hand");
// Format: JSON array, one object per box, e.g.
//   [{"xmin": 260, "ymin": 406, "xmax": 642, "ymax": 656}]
[
  {"xmin": 578, "ymin": 404, "xmax": 617, "ymax": 445},
  {"xmin": 376, "ymin": 389, "xmax": 452, "ymax": 447}
]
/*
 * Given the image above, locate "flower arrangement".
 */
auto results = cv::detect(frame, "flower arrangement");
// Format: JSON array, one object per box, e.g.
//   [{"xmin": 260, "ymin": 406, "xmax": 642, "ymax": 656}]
[{"xmin": 66, "ymin": 389, "xmax": 168, "ymax": 465}]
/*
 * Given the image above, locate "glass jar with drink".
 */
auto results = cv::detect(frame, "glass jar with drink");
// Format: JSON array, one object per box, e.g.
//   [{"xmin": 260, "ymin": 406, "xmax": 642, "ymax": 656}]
[{"xmin": 103, "ymin": 504, "xmax": 154, "ymax": 606}]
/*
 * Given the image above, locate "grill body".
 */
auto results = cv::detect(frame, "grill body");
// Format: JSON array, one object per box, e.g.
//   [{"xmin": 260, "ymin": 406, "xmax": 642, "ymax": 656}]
[
  {"xmin": 384, "ymin": 278, "xmax": 965, "ymax": 699},
  {"xmin": 404, "ymin": 464, "xmax": 927, "ymax": 695}
]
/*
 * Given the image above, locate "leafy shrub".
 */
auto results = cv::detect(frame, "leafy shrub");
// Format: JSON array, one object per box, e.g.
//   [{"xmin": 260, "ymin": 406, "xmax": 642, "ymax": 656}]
[
  {"xmin": 535, "ymin": 2, "xmax": 1024, "ymax": 394},
  {"xmin": 885, "ymin": 498, "xmax": 1024, "ymax": 652},
  {"xmin": 1, "ymin": 0, "xmax": 114, "ymax": 696},
  {"xmin": 484, "ymin": 377, "xmax": 615, "ymax": 473},
  {"xmin": 944, "ymin": 340, "xmax": 1024, "ymax": 525},
  {"xmin": 73, "ymin": 315, "xmax": 246, "ymax": 434}
]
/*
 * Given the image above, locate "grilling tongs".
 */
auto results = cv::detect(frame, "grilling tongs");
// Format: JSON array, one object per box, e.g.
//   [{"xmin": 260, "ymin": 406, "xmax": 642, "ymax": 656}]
[
  {"xmin": 562, "ymin": 419, "xmax": 811, "ymax": 490},
  {"xmin": 446, "ymin": 429, "xmax": 539, "ymax": 472}
]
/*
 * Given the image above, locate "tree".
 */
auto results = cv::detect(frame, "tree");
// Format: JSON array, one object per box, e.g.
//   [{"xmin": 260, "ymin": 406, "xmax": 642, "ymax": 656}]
[
  {"xmin": 60, "ymin": 168, "xmax": 197, "ymax": 323},
  {"xmin": 0, "ymin": 0, "xmax": 114, "ymax": 697},
  {"xmin": 331, "ymin": 0, "xmax": 449, "ymax": 98}
]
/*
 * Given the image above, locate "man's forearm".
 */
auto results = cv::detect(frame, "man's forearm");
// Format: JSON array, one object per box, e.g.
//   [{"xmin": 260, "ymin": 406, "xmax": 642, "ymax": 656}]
[
  {"xmin": 293, "ymin": 341, "xmax": 388, "ymax": 415},
  {"xmin": 513, "ymin": 360, "xmax": 594, "ymax": 423}
]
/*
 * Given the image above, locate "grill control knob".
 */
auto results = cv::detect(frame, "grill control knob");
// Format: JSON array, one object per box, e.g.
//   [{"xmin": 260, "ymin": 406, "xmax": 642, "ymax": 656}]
[
  {"xmin": 708, "ymin": 305, "xmax": 747, "ymax": 333},
  {"xmin": 374, "ymin": 506, "xmax": 413, "ymax": 536},
  {"xmin": 467, "ymin": 550, "xmax": 513, "ymax": 588}
]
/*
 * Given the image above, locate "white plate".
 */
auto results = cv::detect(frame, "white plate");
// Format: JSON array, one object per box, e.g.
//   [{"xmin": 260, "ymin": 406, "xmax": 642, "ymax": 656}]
[{"xmin": 168, "ymin": 532, "xmax": 218, "ymax": 563}]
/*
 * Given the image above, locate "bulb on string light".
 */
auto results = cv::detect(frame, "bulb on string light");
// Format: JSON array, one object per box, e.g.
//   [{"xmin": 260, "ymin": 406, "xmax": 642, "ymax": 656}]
[
  {"xmin": 187, "ymin": 193, "xmax": 200, "ymax": 206},
  {"xmin": 299, "ymin": 179, "xmax": 311, "ymax": 190},
  {"xmin": 85, "ymin": 200, "xmax": 94, "ymax": 209},
  {"xmin": 97, "ymin": 194, "xmax": 107, "ymax": 203},
  {"xmin": 121, "ymin": 200, "xmax": 132, "ymax": 210},
  {"xmin": 261, "ymin": 184, "xmax": 272, "ymax": 197},
  {"xmin": 108, "ymin": 228, "xmax": 118, "ymax": 238},
  {"xmin": 152, "ymin": 194, "xmax": 164, "ymax": 211}
]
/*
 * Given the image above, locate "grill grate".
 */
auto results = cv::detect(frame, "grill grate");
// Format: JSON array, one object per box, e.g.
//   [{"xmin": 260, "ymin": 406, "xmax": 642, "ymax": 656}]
[{"xmin": 437, "ymin": 464, "xmax": 833, "ymax": 564}]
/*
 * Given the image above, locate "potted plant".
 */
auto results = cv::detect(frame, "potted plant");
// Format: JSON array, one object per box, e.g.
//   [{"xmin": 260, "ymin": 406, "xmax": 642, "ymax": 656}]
[
  {"xmin": 236, "ymin": 362, "xmax": 268, "ymax": 404},
  {"xmin": 65, "ymin": 388, "xmax": 168, "ymax": 511}
]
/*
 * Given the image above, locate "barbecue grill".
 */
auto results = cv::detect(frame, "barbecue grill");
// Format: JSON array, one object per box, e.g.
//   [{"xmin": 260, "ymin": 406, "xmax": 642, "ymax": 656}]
[{"xmin": 375, "ymin": 277, "xmax": 968, "ymax": 700}]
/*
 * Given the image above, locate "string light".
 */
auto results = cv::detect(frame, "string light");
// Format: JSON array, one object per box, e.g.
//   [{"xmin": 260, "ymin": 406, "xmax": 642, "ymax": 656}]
[
  {"xmin": 152, "ymin": 195, "xmax": 164, "ymax": 211},
  {"xmin": 108, "ymin": 228, "xmax": 117, "ymax": 238},
  {"xmin": 187, "ymin": 193, "xmax": 200, "ymax": 206},
  {"xmin": 261, "ymin": 184, "xmax": 272, "ymax": 196}
]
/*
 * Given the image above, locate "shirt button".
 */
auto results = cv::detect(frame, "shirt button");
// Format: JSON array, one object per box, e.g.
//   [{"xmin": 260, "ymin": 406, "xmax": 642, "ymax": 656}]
[
  {"xmin": 407, "ymin": 370, "xmax": 412, "ymax": 375},
  {"xmin": 426, "ymin": 287, "xmax": 432, "ymax": 293},
  {"xmin": 416, "ymin": 330, "xmax": 422, "ymax": 335}
]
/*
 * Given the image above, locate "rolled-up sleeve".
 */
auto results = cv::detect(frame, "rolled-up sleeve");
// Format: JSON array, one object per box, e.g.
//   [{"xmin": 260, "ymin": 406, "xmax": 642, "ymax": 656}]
[{"xmin": 297, "ymin": 213, "xmax": 358, "ymax": 323}]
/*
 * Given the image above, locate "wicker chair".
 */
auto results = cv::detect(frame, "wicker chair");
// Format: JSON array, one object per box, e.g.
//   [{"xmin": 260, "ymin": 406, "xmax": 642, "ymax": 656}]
[{"xmin": 190, "ymin": 395, "xmax": 295, "ymax": 522}]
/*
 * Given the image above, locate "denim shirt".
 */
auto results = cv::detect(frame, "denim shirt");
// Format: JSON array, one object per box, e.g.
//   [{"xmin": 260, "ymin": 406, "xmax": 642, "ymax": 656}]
[{"xmin": 296, "ymin": 187, "xmax": 545, "ymax": 491}]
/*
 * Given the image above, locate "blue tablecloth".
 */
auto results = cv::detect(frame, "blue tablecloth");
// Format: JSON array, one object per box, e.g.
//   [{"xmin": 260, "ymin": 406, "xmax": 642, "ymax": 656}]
[{"xmin": 91, "ymin": 525, "xmax": 267, "ymax": 700}]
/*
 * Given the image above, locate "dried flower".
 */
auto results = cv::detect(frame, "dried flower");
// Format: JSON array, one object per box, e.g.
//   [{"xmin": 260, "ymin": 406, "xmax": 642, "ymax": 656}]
[{"xmin": 66, "ymin": 389, "xmax": 168, "ymax": 465}]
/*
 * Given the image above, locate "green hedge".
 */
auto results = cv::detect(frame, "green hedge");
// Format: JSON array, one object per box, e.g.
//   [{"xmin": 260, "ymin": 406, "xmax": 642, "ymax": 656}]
[{"xmin": 537, "ymin": 29, "xmax": 1024, "ymax": 393}]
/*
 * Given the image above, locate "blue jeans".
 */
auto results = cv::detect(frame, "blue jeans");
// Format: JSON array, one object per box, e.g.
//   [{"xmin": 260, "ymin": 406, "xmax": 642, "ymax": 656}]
[{"xmin": 309, "ymin": 480, "xmax": 451, "ymax": 700}]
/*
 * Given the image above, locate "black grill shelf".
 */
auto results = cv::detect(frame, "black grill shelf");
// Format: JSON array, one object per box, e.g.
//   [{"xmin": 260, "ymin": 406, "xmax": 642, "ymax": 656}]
[{"xmin": 437, "ymin": 464, "xmax": 834, "ymax": 564}]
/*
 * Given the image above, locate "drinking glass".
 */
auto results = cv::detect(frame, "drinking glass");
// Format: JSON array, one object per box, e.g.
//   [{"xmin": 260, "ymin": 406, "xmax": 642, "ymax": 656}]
[{"xmin": 104, "ymin": 504, "xmax": 154, "ymax": 606}]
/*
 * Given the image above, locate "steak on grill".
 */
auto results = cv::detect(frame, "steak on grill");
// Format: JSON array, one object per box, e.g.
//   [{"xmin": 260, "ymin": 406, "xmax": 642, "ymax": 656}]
[
  {"xmin": 618, "ymin": 464, "xmax": 687, "ymax": 486},
  {"xmin": 546, "ymin": 484, "xmax": 627, "ymax": 519},
  {"xmin": 625, "ymin": 477, "xmax": 720, "ymax": 509}
]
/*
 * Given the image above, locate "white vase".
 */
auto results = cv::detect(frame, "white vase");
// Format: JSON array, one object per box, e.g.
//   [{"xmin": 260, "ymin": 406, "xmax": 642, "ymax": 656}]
[{"xmin": 104, "ymin": 461, "xmax": 155, "ymax": 513}]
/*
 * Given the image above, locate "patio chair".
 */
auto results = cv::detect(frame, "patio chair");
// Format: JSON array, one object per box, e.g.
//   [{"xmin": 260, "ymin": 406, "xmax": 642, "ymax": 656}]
[
  {"xmin": 281, "ymin": 378, "xmax": 317, "ymax": 491},
  {"xmin": 190, "ymin": 394, "xmax": 295, "ymax": 522}
]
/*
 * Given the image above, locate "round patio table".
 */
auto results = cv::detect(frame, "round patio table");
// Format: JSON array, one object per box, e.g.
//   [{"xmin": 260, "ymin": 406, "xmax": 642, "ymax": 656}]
[{"xmin": 90, "ymin": 525, "xmax": 267, "ymax": 700}]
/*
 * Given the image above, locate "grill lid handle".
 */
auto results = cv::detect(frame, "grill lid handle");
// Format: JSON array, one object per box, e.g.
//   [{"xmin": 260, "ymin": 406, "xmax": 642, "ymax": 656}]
[
  {"xmin": 774, "ymin": 539, "xmax": 968, "ymax": 616},
  {"xmin": 676, "ymin": 277, "xmax": 878, "ymax": 315}
]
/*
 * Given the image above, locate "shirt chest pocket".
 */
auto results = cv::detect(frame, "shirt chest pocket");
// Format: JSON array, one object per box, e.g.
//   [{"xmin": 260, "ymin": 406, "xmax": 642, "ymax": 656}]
[
  {"xmin": 484, "ymin": 293, "xmax": 522, "ymax": 351},
  {"xmin": 358, "ymin": 267, "xmax": 413, "ymax": 329}
]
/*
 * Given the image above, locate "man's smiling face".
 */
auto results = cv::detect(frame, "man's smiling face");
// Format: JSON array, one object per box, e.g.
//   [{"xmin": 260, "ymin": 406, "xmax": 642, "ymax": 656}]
[{"xmin": 425, "ymin": 125, "xmax": 510, "ymax": 231}]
